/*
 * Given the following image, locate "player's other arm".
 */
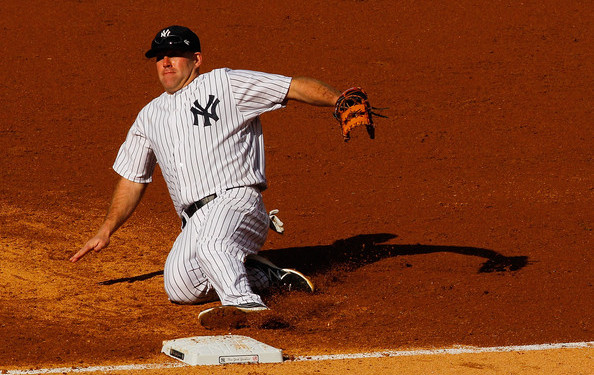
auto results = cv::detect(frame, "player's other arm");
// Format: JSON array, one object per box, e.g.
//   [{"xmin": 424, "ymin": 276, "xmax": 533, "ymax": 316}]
[
  {"xmin": 286, "ymin": 76, "xmax": 341, "ymax": 107},
  {"xmin": 70, "ymin": 177, "xmax": 148, "ymax": 262}
]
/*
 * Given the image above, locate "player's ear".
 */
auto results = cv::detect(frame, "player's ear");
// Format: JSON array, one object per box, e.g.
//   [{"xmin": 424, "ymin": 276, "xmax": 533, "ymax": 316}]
[{"xmin": 193, "ymin": 52, "xmax": 202, "ymax": 68}]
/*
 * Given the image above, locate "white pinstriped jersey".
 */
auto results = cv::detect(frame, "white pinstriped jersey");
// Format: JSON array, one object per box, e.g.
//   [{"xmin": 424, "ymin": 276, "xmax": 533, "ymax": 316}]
[{"xmin": 113, "ymin": 68, "xmax": 292, "ymax": 216}]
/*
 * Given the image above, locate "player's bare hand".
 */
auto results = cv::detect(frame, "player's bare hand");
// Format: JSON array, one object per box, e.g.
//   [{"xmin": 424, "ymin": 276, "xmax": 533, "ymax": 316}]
[{"xmin": 70, "ymin": 233, "xmax": 110, "ymax": 262}]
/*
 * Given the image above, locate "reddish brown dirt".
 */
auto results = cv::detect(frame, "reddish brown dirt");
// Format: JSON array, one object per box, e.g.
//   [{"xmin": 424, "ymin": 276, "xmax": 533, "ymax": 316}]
[{"xmin": 0, "ymin": 0, "xmax": 592, "ymax": 371}]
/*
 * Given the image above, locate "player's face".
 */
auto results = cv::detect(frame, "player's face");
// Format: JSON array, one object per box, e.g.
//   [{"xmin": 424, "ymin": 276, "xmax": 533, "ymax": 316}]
[{"xmin": 156, "ymin": 51, "xmax": 202, "ymax": 94}]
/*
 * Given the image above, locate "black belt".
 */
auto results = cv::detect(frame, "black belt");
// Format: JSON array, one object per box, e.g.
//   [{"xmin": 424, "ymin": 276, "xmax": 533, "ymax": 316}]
[{"xmin": 181, "ymin": 193, "xmax": 217, "ymax": 228}]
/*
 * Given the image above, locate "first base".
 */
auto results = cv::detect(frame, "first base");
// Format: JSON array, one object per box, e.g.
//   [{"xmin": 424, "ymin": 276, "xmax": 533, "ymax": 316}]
[{"xmin": 161, "ymin": 335, "xmax": 283, "ymax": 366}]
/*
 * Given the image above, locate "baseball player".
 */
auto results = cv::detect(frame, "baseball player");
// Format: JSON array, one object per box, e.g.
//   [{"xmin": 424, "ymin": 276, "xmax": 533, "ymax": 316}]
[{"xmin": 70, "ymin": 25, "xmax": 376, "ymax": 329}]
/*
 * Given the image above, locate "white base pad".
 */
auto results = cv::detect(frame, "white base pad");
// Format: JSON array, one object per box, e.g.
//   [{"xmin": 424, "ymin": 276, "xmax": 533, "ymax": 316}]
[{"xmin": 161, "ymin": 335, "xmax": 283, "ymax": 366}]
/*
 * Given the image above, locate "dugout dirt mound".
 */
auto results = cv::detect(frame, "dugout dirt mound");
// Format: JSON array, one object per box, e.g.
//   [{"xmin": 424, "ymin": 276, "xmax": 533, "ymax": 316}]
[{"xmin": 0, "ymin": 0, "xmax": 592, "ymax": 370}]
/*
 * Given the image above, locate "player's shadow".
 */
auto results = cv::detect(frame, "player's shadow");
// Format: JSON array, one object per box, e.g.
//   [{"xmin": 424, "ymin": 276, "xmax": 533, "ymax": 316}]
[
  {"xmin": 261, "ymin": 233, "xmax": 529, "ymax": 275},
  {"xmin": 98, "ymin": 233, "xmax": 528, "ymax": 285},
  {"xmin": 98, "ymin": 270, "xmax": 164, "ymax": 285}
]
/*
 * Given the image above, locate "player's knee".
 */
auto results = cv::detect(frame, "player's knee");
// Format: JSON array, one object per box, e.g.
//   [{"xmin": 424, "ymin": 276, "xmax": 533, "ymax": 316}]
[
  {"xmin": 163, "ymin": 268, "xmax": 216, "ymax": 304},
  {"xmin": 165, "ymin": 283, "xmax": 218, "ymax": 305},
  {"xmin": 167, "ymin": 292, "xmax": 217, "ymax": 305},
  {"xmin": 163, "ymin": 280, "xmax": 192, "ymax": 304}
]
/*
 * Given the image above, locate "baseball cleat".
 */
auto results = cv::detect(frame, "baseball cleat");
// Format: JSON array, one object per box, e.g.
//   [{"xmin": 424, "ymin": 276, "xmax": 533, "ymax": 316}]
[
  {"xmin": 245, "ymin": 254, "xmax": 315, "ymax": 293},
  {"xmin": 198, "ymin": 303, "xmax": 269, "ymax": 330}
]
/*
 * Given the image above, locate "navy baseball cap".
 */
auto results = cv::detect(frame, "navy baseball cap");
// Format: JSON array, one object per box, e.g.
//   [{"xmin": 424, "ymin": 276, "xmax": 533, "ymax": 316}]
[{"xmin": 145, "ymin": 25, "xmax": 201, "ymax": 58}]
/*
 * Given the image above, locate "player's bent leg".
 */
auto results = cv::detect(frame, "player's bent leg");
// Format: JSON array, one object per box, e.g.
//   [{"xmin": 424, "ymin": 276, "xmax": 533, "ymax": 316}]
[
  {"xmin": 195, "ymin": 186, "xmax": 269, "ymax": 306},
  {"xmin": 195, "ymin": 243, "xmax": 264, "ymax": 306}
]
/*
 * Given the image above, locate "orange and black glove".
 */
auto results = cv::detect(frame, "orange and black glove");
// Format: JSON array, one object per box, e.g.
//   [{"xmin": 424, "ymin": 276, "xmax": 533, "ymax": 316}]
[{"xmin": 333, "ymin": 87, "xmax": 387, "ymax": 142}]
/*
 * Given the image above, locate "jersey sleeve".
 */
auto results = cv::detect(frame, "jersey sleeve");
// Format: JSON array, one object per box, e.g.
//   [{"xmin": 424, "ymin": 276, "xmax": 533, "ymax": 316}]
[
  {"xmin": 112, "ymin": 112, "xmax": 157, "ymax": 184},
  {"xmin": 227, "ymin": 69, "xmax": 292, "ymax": 119}
]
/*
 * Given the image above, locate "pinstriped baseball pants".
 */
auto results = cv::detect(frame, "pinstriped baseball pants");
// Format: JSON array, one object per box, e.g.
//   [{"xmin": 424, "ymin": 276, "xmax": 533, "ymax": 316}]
[{"xmin": 163, "ymin": 186, "xmax": 270, "ymax": 306}]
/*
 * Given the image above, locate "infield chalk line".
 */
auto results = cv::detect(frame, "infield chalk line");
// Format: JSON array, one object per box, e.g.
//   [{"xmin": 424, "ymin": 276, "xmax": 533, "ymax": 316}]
[{"xmin": 3, "ymin": 341, "xmax": 593, "ymax": 374}]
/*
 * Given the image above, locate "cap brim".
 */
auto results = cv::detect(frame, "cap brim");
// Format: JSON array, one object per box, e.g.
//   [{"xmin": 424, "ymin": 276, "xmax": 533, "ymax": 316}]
[
  {"xmin": 145, "ymin": 49, "xmax": 158, "ymax": 58},
  {"xmin": 145, "ymin": 45, "xmax": 196, "ymax": 58}
]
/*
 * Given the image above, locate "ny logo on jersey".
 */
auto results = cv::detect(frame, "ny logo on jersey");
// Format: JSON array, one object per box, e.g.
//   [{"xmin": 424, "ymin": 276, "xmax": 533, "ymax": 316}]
[{"xmin": 190, "ymin": 95, "xmax": 220, "ymax": 127}]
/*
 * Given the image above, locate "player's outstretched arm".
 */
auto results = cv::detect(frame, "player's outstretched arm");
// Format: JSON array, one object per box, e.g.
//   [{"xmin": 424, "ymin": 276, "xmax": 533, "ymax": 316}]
[
  {"xmin": 286, "ymin": 76, "xmax": 341, "ymax": 107},
  {"xmin": 70, "ymin": 177, "xmax": 148, "ymax": 263}
]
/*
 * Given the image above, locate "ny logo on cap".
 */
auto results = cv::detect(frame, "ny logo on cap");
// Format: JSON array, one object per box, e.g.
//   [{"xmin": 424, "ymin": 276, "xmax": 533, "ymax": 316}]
[{"xmin": 160, "ymin": 28, "xmax": 190, "ymax": 45}]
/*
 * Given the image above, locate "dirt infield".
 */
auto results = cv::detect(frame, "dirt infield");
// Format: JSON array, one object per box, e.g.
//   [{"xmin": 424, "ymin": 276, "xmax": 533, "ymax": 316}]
[{"xmin": 0, "ymin": 0, "xmax": 592, "ymax": 372}]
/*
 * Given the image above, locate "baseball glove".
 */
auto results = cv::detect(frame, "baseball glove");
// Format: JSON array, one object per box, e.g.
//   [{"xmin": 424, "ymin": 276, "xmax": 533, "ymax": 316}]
[{"xmin": 333, "ymin": 87, "xmax": 386, "ymax": 141}]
